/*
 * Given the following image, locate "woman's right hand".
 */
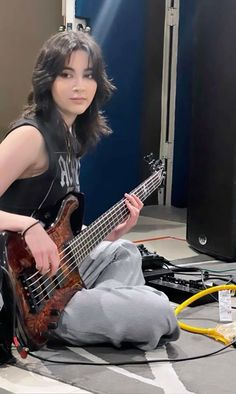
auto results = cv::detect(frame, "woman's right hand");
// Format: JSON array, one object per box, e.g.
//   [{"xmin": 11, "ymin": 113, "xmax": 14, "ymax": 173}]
[{"xmin": 23, "ymin": 221, "xmax": 60, "ymax": 276}]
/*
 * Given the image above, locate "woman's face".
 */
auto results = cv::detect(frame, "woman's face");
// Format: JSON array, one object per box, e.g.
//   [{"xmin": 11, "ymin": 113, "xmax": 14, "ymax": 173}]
[{"xmin": 51, "ymin": 49, "xmax": 97, "ymax": 126}]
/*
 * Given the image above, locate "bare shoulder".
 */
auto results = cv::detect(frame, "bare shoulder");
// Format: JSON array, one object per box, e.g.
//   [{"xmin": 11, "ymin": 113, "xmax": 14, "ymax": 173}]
[
  {"xmin": 1, "ymin": 125, "xmax": 44, "ymax": 148},
  {"xmin": 0, "ymin": 125, "xmax": 47, "ymax": 195}
]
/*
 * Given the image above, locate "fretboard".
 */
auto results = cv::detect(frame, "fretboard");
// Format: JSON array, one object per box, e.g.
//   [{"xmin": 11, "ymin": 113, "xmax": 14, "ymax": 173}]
[{"xmin": 69, "ymin": 167, "xmax": 164, "ymax": 263}]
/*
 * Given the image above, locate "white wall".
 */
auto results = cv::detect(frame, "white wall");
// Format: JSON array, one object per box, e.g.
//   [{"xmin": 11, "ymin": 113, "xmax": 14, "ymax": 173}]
[{"xmin": 0, "ymin": 0, "xmax": 63, "ymax": 140}]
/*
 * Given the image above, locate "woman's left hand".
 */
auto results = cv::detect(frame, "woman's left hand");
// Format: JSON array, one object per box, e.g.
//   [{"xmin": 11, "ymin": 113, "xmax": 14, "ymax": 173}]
[{"xmin": 105, "ymin": 193, "xmax": 143, "ymax": 241}]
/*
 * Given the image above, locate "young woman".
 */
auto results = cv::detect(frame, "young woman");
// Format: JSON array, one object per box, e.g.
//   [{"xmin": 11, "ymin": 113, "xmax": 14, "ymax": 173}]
[{"xmin": 0, "ymin": 31, "xmax": 179, "ymax": 350}]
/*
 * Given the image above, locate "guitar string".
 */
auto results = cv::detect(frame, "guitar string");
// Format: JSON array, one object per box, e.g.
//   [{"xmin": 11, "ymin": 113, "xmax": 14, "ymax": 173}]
[
  {"xmin": 65, "ymin": 169, "xmax": 163, "ymax": 263},
  {"xmin": 27, "ymin": 172, "xmax": 162, "ymax": 298},
  {"xmin": 26, "ymin": 169, "xmax": 163, "ymax": 300},
  {"xmin": 30, "ymin": 175, "xmax": 163, "ymax": 306},
  {"xmin": 33, "ymin": 179, "xmax": 163, "ymax": 306},
  {"xmin": 31, "ymin": 175, "xmax": 163, "ymax": 306},
  {"xmin": 26, "ymin": 170, "xmax": 163, "ymax": 304},
  {"xmin": 27, "ymin": 168, "xmax": 163, "ymax": 285},
  {"xmin": 38, "ymin": 169, "xmax": 163, "ymax": 281},
  {"xmin": 26, "ymin": 170, "xmax": 163, "ymax": 302},
  {"xmin": 57, "ymin": 168, "xmax": 163, "ymax": 263}
]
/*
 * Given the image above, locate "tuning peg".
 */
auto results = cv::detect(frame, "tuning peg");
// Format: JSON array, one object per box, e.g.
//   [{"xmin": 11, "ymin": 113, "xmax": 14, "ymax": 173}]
[
  {"xmin": 144, "ymin": 154, "xmax": 164, "ymax": 173},
  {"xmin": 144, "ymin": 153, "xmax": 154, "ymax": 163}
]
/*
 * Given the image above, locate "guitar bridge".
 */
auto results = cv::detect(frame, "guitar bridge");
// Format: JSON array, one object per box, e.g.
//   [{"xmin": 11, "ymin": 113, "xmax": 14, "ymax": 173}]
[{"xmin": 19, "ymin": 269, "xmax": 59, "ymax": 314}]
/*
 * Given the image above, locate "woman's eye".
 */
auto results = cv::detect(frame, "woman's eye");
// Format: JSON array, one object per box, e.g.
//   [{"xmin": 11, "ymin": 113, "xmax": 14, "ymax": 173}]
[
  {"xmin": 85, "ymin": 73, "xmax": 94, "ymax": 79},
  {"xmin": 60, "ymin": 72, "xmax": 72, "ymax": 78}
]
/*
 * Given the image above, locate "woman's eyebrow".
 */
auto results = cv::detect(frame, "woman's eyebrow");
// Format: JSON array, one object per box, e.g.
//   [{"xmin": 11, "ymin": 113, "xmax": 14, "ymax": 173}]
[
  {"xmin": 63, "ymin": 66, "xmax": 74, "ymax": 71},
  {"xmin": 63, "ymin": 66, "xmax": 93, "ymax": 71}
]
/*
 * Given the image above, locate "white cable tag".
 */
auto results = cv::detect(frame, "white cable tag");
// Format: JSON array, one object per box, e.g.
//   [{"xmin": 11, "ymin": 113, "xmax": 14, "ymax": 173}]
[{"xmin": 218, "ymin": 290, "xmax": 232, "ymax": 322}]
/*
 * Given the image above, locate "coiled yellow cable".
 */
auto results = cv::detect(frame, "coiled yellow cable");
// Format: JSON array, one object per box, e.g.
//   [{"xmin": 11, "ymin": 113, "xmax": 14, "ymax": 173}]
[{"xmin": 174, "ymin": 284, "xmax": 236, "ymax": 344}]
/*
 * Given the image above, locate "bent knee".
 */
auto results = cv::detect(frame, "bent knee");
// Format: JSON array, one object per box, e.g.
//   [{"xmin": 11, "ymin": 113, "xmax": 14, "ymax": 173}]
[
  {"xmin": 114, "ymin": 239, "xmax": 142, "ymax": 264},
  {"xmin": 141, "ymin": 290, "xmax": 178, "ymax": 333}
]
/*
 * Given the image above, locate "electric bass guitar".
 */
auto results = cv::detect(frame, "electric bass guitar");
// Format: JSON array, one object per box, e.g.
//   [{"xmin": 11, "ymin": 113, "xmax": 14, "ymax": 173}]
[{"xmin": 0, "ymin": 159, "xmax": 165, "ymax": 350}]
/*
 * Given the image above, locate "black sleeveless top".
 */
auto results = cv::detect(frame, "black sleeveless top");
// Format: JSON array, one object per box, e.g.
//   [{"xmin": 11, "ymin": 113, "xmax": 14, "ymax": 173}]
[{"xmin": 0, "ymin": 116, "xmax": 80, "ymax": 218}]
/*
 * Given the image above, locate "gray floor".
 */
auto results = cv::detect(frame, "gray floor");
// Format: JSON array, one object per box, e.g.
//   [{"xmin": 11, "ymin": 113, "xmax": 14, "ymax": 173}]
[
  {"xmin": 1, "ymin": 205, "xmax": 236, "ymax": 394},
  {"xmin": 141, "ymin": 205, "xmax": 187, "ymax": 223}
]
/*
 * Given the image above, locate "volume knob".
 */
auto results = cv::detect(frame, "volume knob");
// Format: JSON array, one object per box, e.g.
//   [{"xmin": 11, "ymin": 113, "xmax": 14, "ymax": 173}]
[
  {"xmin": 47, "ymin": 322, "xmax": 58, "ymax": 330},
  {"xmin": 50, "ymin": 309, "xmax": 60, "ymax": 316}
]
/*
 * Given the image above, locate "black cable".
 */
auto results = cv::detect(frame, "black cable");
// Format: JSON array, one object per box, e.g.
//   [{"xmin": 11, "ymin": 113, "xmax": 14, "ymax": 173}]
[
  {"xmin": 167, "ymin": 262, "xmax": 200, "ymax": 272},
  {"xmin": 194, "ymin": 277, "xmax": 235, "ymax": 283},
  {"xmin": 168, "ymin": 261, "xmax": 236, "ymax": 276},
  {"xmin": 164, "ymin": 271, "xmax": 234, "ymax": 278},
  {"xmin": 162, "ymin": 261, "xmax": 236, "ymax": 292},
  {"xmin": 26, "ymin": 339, "xmax": 236, "ymax": 366}
]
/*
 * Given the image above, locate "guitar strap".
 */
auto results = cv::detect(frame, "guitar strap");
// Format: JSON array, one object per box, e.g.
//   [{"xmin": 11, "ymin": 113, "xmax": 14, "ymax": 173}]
[{"xmin": 30, "ymin": 165, "xmax": 59, "ymax": 219}]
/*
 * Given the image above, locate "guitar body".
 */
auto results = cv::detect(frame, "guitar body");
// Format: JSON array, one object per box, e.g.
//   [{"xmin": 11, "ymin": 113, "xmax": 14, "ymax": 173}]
[{"xmin": 3, "ymin": 193, "xmax": 85, "ymax": 350}]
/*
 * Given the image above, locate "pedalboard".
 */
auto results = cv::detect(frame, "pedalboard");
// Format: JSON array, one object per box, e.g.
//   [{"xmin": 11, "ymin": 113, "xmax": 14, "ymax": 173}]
[
  {"xmin": 146, "ymin": 275, "xmax": 218, "ymax": 306},
  {"xmin": 137, "ymin": 244, "xmax": 218, "ymax": 306}
]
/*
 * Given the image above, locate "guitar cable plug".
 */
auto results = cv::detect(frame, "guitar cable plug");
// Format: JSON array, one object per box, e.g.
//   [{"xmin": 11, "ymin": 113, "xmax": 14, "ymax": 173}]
[{"xmin": 13, "ymin": 336, "xmax": 28, "ymax": 359}]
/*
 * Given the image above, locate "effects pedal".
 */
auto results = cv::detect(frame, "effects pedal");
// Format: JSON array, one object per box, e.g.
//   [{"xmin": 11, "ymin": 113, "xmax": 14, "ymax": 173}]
[
  {"xmin": 138, "ymin": 244, "xmax": 174, "ymax": 280},
  {"xmin": 137, "ymin": 244, "xmax": 169, "ymax": 270},
  {"xmin": 147, "ymin": 275, "xmax": 218, "ymax": 306}
]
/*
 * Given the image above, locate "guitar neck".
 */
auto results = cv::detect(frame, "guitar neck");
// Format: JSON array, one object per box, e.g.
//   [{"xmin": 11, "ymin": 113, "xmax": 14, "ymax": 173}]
[{"xmin": 70, "ymin": 168, "xmax": 163, "ymax": 262}]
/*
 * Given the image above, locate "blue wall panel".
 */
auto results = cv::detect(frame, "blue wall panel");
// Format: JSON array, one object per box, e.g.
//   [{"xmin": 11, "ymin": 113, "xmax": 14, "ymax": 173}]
[
  {"xmin": 75, "ymin": 0, "xmax": 146, "ymax": 223},
  {"xmin": 172, "ymin": 0, "xmax": 197, "ymax": 207}
]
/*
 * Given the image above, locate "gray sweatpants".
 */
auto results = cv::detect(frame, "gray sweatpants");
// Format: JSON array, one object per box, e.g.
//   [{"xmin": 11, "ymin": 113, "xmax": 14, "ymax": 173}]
[{"xmin": 54, "ymin": 239, "xmax": 180, "ymax": 350}]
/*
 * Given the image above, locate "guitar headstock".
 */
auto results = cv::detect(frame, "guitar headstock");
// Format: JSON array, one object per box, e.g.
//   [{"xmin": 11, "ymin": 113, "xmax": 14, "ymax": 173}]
[
  {"xmin": 144, "ymin": 153, "xmax": 165, "ymax": 173},
  {"xmin": 144, "ymin": 153, "xmax": 166, "ymax": 189}
]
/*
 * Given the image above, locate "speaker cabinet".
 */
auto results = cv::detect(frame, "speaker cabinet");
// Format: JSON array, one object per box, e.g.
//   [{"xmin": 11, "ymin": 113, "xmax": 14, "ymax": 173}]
[{"xmin": 186, "ymin": 0, "xmax": 236, "ymax": 261}]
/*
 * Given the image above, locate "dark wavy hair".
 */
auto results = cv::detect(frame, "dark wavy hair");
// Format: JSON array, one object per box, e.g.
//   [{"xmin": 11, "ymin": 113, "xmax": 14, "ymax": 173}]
[{"xmin": 23, "ymin": 30, "xmax": 115, "ymax": 155}]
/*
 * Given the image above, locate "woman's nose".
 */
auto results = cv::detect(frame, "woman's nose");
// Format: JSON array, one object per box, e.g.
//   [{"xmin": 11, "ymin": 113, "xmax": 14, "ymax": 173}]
[{"xmin": 72, "ymin": 77, "xmax": 85, "ymax": 91}]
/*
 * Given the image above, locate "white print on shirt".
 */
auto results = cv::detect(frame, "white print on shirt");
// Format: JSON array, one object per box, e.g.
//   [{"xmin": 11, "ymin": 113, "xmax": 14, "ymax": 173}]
[{"xmin": 58, "ymin": 155, "xmax": 80, "ymax": 191}]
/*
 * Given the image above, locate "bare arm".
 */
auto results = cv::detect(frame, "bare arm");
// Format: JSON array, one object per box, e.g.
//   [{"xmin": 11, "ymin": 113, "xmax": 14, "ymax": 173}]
[{"xmin": 0, "ymin": 126, "xmax": 59, "ymax": 275}]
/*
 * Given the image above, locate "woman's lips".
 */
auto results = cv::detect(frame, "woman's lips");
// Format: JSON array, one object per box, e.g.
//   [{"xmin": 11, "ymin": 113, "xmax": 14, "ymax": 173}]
[{"xmin": 70, "ymin": 97, "xmax": 86, "ymax": 101}]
